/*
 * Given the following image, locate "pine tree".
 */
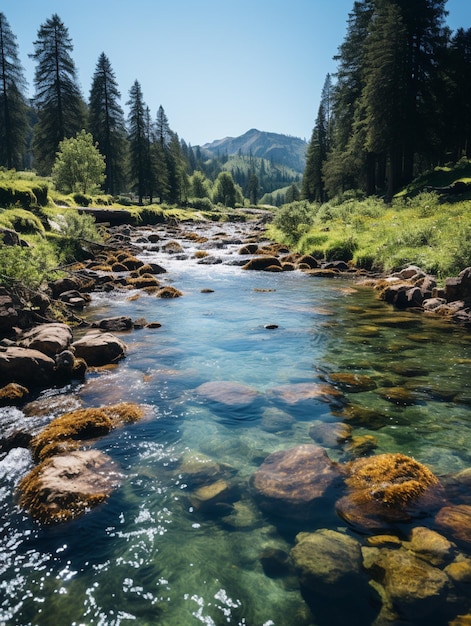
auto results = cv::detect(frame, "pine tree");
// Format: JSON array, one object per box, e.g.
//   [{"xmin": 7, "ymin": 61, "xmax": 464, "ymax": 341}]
[
  {"xmin": 0, "ymin": 13, "xmax": 29, "ymax": 169},
  {"xmin": 89, "ymin": 52, "xmax": 127, "ymax": 194},
  {"xmin": 303, "ymin": 74, "xmax": 332, "ymax": 202},
  {"xmin": 126, "ymin": 80, "xmax": 147, "ymax": 204},
  {"xmin": 30, "ymin": 14, "xmax": 86, "ymax": 174},
  {"xmin": 445, "ymin": 28, "xmax": 471, "ymax": 160}
]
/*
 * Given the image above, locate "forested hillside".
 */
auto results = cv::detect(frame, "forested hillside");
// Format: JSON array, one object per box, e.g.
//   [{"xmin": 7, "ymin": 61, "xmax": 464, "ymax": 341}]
[{"xmin": 302, "ymin": 0, "xmax": 471, "ymax": 202}]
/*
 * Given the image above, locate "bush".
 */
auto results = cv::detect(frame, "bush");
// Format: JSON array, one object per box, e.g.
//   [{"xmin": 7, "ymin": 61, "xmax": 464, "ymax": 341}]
[
  {"xmin": 324, "ymin": 237, "xmax": 358, "ymax": 262},
  {"xmin": 73, "ymin": 193, "xmax": 91, "ymax": 207},
  {"xmin": 273, "ymin": 201, "xmax": 317, "ymax": 242},
  {"xmin": 136, "ymin": 206, "xmax": 165, "ymax": 225},
  {"xmin": 188, "ymin": 197, "xmax": 214, "ymax": 211},
  {"xmin": 0, "ymin": 240, "xmax": 60, "ymax": 289}
]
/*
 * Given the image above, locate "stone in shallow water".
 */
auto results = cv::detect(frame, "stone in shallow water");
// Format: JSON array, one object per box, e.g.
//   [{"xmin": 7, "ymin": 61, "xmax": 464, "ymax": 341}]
[
  {"xmin": 195, "ymin": 381, "xmax": 260, "ymax": 408},
  {"xmin": 327, "ymin": 372, "xmax": 378, "ymax": 392},
  {"xmin": 260, "ymin": 407, "xmax": 294, "ymax": 433},
  {"xmin": 336, "ymin": 453, "xmax": 445, "ymax": 532},
  {"xmin": 250, "ymin": 444, "xmax": 343, "ymax": 521},
  {"xmin": 290, "ymin": 528, "xmax": 363, "ymax": 590},
  {"xmin": 435, "ymin": 505, "xmax": 471, "ymax": 548},
  {"xmin": 18, "ymin": 449, "xmax": 122, "ymax": 524},
  {"xmin": 308, "ymin": 420, "xmax": 352, "ymax": 448},
  {"xmin": 363, "ymin": 546, "xmax": 450, "ymax": 622},
  {"xmin": 267, "ymin": 382, "xmax": 344, "ymax": 412}
]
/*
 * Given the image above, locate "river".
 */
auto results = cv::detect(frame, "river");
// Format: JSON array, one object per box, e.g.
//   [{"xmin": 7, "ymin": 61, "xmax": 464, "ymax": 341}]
[{"xmin": 1, "ymin": 219, "xmax": 471, "ymax": 625}]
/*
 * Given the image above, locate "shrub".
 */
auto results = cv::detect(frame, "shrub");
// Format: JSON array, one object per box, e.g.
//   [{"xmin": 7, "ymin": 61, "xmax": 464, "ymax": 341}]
[
  {"xmin": 273, "ymin": 201, "xmax": 317, "ymax": 242},
  {"xmin": 324, "ymin": 237, "xmax": 358, "ymax": 262},
  {"xmin": 73, "ymin": 193, "xmax": 91, "ymax": 207},
  {"xmin": 0, "ymin": 240, "xmax": 60, "ymax": 290},
  {"xmin": 188, "ymin": 197, "xmax": 214, "ymax": 211}
]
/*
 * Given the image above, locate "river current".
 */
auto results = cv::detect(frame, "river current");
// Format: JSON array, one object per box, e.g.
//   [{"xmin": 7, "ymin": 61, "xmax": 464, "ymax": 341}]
[{"xmin": 1, "ymin": 220, "xmax": 471, "ymax": 625}]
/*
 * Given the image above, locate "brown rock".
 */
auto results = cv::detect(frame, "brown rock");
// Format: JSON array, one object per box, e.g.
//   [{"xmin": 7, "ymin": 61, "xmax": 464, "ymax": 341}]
[
  {"xmin": 268, "ymin": 382, "xmax": 344, "ymax": 411},
  {"xmin": 403, "ymin": 526, "xmax": 455, "ymax": 567},
  {"xmin": 290, "ymin": 529, "xmax": 363, "ymax": 592},
  {"xmin": 308, "ymin": 420, "xmax": 352, "ymax": 447},
  {"xmin": 327, "ymin": 372, "xmax": 377, "ymax": 392},
  {"xmin": 72, "ymin": 331, "xmax": 127, "ymax": 366},
  {"xmin": 0, "ymin": 382, "xmax": 29, "ymax": 406},
  {"xmin": 195, "ymin": 381, "xmax": 260, "ymax": 408},
  {"xmin": 0, "ymin": 347, "xmax": 56, "ymax": 386},
  {"xmin": 435, "ymin": 505, "xmax": 471, "ymax": 548},
  {"xmin": 336, "ymin": 453, "xmax": 445, "ymax": 532},
  {"xmin": 18, "ymin": 449, "xmax": 122, "ymax": 524},
  {"xmin": 364, "ymin": 546, "xmax": 450, "ymax": 621},
  {"xmin": 242, "ymin": 256, "xmax": 282, "ymax": 271},
  {"xmin": 19, "ymin": 323, "xmax": 73, "ymax": 357},
  {"xmin": 250, "ymin": 444, "xmax": 343, "ymax": 520}
]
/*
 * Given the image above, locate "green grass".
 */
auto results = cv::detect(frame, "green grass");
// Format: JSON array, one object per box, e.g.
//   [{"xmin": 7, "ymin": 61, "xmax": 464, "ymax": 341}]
[{"xmin": 268, "ymin": 160, "xmax": 471, "ymax": 280}]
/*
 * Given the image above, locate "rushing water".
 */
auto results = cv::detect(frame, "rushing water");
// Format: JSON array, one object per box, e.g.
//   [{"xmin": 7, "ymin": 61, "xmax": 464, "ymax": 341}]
[{"xmin": 1, "ymin": 221, "xmax": 471, "ymax": 626}]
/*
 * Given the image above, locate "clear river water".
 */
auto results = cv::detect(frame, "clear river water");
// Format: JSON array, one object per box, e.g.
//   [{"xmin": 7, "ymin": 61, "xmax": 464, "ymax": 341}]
[{"xmin": 1, "ymin": 220, "xmax": 471, "ymax": 626}]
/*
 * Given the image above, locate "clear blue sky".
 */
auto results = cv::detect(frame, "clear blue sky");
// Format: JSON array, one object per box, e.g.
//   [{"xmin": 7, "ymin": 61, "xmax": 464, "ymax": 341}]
[{"xmin": 4, "ymin": 0, "xmax": 470, "ymax": 146}]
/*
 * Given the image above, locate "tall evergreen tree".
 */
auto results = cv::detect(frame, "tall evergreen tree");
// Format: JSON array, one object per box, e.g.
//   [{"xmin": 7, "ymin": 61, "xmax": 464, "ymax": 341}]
[
  {"xmin": 303, "ymin": 74, "xmax": 332, "ymax": 202},
  {"xmin": 126, "ymin": 80, "xmax": 147, "ymax": 204},
  {"xmin": 89, "ymin": 52, "xmax": 127, "ymax": 195},
  {"xmin": 30, "ymin": 14, "xmax": 86, "ymax": 174},
  {"xmin": 323, "ymin": 0, "xmax": 449, "ymax": 197},
  {"xmin": 445, "ymin": 28, "xmax": 471, "ymax": 160},
  {"xmin": 0, "ymin": 13, "xmax": 28, "ymax": 169}
]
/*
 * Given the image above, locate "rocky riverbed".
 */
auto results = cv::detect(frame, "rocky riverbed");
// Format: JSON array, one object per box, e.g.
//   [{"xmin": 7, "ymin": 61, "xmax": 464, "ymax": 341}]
[{"xmin": 2, "ymin": 215, "xmax": 471, "ymax": 625}]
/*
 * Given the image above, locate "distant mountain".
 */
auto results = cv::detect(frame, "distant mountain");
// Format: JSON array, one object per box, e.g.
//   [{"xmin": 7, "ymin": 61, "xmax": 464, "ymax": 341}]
[{"xmin": 200, "ymin": 129, "xmax": 308, "ymax": 173}]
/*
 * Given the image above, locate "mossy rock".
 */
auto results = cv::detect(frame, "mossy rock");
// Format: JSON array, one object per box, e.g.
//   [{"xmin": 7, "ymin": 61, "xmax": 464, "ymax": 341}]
[
  {"xmin": 30, "ymin": 402, "xmax": 144, "ymax": 462},
  {"xmin": 18, "ymin": 449, "xmax": 121, "ymax": 524},
  {"xmin": 157, "ymin": 286, "xmax": 183, "ymax": 298}
]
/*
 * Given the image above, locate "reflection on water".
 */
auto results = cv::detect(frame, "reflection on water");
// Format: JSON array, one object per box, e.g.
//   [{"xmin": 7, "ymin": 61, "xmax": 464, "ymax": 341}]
[{"xmin": 1, "ymin": 223, "xmax": 471, "ymax": 625}]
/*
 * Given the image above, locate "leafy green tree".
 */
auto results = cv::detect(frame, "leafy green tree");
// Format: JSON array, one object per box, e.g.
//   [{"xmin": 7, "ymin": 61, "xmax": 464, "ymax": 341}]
[
  {"xmin": 0, "ymin": 13, "xmax": 28, "ymax": 169},
  {"xmin": 212, "ymin": 171, "xmax": 238, "ymax": 207},
  {"xmin": 190, "ymin": 170, "xmax": 210, "ymax": 198},
  {"xmin": 88, "ymin": 52, "xmax": 127, "ymax": 195},
  {"xmin": 126, "ymin": 80, "xmax": 147, "ymax": 204},
  {"xmin": 52, "ymin": 130, "xmax": 105, "ymax": 194},
  {"xmin": 30, "ymin": 14, "xmax": 86, "ymax": 174}
]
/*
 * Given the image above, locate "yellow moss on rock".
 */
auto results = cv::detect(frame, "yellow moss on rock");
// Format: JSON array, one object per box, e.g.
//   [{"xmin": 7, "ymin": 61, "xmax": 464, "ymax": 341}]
[{"xmin": 30, "ymin": 402, "xmax": 145, "ymax": 462}]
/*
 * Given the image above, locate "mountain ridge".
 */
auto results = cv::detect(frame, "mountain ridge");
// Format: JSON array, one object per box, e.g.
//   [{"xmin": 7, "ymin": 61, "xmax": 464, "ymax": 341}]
[{"xmin": 199, "ymin": 128, "xmax": 307, "ymax": 173}]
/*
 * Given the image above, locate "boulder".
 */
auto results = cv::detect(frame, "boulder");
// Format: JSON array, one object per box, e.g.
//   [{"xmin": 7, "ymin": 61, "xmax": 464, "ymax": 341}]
[
  {"xmin": 290, "ymin": 528, "xmax": 363, "ymax": 592},
  {"xmin": 195, "ymin": 381, "xmax": 260, "ymax": 409},
  {"xmin": 92, "ymin": 316, "xmax": 133, "ymax": 331},
  {"xmin": 18, "ymin": 449, "xmax": 122, "ymax": 524},
  {"xmin": 363, "ymin": 546, "xmax": 450, "ymax": 621},
  {"xmin": 19, "ymin": 322, "xmax": 73, "ymax": 357},
  {"xmin": 336, "ymin": 453, "xmax": 445, "ymax": 532},
  {"xmin": 250, "ymin": 444, "xmax": 343, "ymax": 521},
  {"xmin": 308, "ymin": 420, "xmax": 352, "ymax": 448},
  {"xmin": 267, "ymin": 382, "xmax": 344, "ymax": 412},
  {"xmin": 0, "ymin": 292, "xmax": 19, "ymax": 333},
  {"xmin": 445, "ymin": 268, "xmax": 471, "ymax": 303},
  {"xmin": 326, "ymin": 372, "xmax": 377, "ymax": 392},
  {"xmin": 0, "ymin": 382, "xmax": 29, "ymax": 406},
  {"xmin": 0, "ymin": 346, "xmax": 56, "ymax": 386},
  {"xmin": 435, "ymin": 505, "xmax": 471, "ymax": 548},
  {"xmin": 242, "ymin": 256, "xmax": 282, "ymax": 271},
  {"xmin": 72, "ymin": 331, "xmax": 127, "ymax": 366}
]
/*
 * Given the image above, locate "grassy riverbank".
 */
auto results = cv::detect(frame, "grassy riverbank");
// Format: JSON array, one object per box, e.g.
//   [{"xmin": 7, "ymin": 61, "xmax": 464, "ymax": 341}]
[
  {"xmin": 1, "ymin": 160, "xmax": 471, "ymax": 290},
  {"xmin": 268, "ymin": 159, "xmax": 471, "ymax": 280}
]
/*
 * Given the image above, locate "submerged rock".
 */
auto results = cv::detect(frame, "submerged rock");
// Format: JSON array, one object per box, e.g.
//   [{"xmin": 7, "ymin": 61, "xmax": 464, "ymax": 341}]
[
  {"xmin": 290, "ymin": 528, "xmax": 363, "ymax": 591},
  {"xmin": 195, "ymin": 381, "xmax": 260, "ymax": 408},
  {"xmin": 435, "ymin": 505, "xmax": 471, "ymax": 548},
  {"xmin": 267, "ymin": 382, "xmax": 344, "ymax": 412},
  {"xmin": 250, "ymin": 444, "xmax": 343, "ymax": 521},
  {"xmin": 336, "ymin": 453, "xmax": 445, "ymax": 532}
]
